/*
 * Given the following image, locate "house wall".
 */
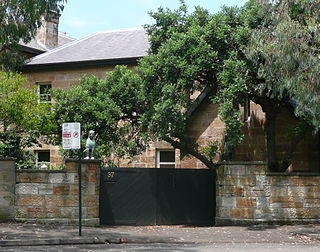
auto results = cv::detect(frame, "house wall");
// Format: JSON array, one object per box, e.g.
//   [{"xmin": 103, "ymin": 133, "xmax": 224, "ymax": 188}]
[
  {"xmin": 216, "ymin": 162, "xmax": 320, "ymax": 225},
  {"xmin": 114, "ymin": 140, "xmax": 179, "ymax": 168},
  {"xmin": 14, "ymin": 159, "xmax": 100, "ymax": 225},
  {"xmin": 234, "ymin": 102, "xmax": 319, "ymax": 172},
  {"xmin": 182, "ymin": 98, "xmax": 319, "ymax": 172},
  {"xmin": 24, "ymin": 66, "xmax": 118, "ymax": 90},
  {"xmin": 24, "ymin": 67, "xmax": 319, "ymax": 172}
]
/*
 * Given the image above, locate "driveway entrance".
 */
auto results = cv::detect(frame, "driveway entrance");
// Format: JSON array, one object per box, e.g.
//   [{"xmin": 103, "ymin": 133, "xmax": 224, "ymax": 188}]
[{"xmin": 100, "ymin": 167, "xmax": 215, "ymax": 226}]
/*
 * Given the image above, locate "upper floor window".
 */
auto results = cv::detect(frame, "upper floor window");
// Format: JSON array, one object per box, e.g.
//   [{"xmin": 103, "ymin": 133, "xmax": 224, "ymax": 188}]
[
  {"xmin": 157, "ymin": 150, "xmax": 175, "ymax": 168},
  {"xmin": 37, "ymin": 82, "xmax": 52, "ymax": 103}
]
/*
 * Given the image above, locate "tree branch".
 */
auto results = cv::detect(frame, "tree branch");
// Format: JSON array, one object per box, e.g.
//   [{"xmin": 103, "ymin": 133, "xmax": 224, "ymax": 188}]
[{"xmin": 163, "ymin": 136, "xmax": 216, "ymax": 170}]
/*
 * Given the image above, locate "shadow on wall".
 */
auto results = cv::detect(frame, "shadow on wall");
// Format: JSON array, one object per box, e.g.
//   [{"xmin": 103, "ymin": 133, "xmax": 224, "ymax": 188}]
[
  {"xmin": 235, "ymin": 109, "xmax": 266, "ymax": 162},
  {"xmin": 185, "ymin": 96, "xmax": 319, "ymax": 172},
  {"xmin": 236, "ymin": 105, "xmax": 320, "ymax": 172}
]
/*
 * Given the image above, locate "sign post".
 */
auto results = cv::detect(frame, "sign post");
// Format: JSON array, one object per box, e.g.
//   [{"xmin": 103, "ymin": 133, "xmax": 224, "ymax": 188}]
[{"xmin": 62, "ymin": 123, "xmax": 82, "ymax": 236}]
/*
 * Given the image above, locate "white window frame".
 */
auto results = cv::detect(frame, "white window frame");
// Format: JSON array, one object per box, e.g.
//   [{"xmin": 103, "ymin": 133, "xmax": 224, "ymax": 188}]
[
  {"xmin": 156, "ymin": 149, "xmax": 176, "ymax": 168},
  {"xmin": 35, "ymin": 150, "xmax": 50, "ymax": 169},
  {"xmin": 37, "ymin": 82, "xmax": 52, "ymax": 104}
]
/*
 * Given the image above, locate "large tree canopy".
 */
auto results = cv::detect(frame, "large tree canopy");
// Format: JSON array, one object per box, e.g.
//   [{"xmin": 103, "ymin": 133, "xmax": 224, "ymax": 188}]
[
  {"xmin": 54, "ymin": 0, "xmax": 319, "ymax": 171},
  {"xmin": 245, "ymin": 0, "xmax": 320, "ymax": 171},
  {"xmin": 0, "ymin": 0, "xmax": 66, "ymax": 70},
  {"xmin": 248, "ymin": 0, "xmax": 320, "ymax": 131}
]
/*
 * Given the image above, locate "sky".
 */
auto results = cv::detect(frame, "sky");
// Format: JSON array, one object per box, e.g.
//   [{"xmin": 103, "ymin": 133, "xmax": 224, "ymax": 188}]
[{"xmin": 59, "ymin": 0, "xmax": 249, "ymax": 39}]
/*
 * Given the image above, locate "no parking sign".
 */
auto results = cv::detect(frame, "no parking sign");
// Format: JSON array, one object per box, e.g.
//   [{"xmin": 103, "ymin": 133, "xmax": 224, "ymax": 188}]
[{"xmin": 62, "ymin": 123, "xmax": 81, "ymax": 149}]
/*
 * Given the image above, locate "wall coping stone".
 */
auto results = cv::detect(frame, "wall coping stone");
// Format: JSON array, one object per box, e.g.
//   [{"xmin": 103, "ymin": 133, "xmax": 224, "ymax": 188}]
[
  {"xmin": 16, "ymin": 169, "xmax": 66, "ymax": 173},
  {"xmin": 64, "ymin": 159, "xmax": 102, "ymax": 164}
]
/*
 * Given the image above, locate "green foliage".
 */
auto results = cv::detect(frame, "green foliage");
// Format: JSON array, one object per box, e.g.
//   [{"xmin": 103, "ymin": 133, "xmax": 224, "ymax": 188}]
[
  {"xmin": 200, "ymin": 141, "xmax": 219, "ymax": 162},
  {"xmin": 247, "ymin": 0, "xmax": 320, "ymax": 132},
  {"xmin": 0, "ymin": 0, "xmax": 66, "ymax": 70},
  {"xmin": 53, "ymin": 67, "xmax": 145, "ymax": 160},
  {"xmin": 0, "ymin": 132, "xmax": 37, "ymax": 168},
  {"xmin": 0, "ymin": 72, "xmax": 52, "ymax": 133},
  {"xmin": 0, "ymin": 72, "xmax": 53, "ymax": 163}
]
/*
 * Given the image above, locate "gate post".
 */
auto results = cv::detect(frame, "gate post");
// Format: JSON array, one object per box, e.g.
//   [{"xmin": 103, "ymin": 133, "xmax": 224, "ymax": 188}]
[
  {"xmin": 0, "ymin": 159, "xmax": 15, "ymax": 221},
  {"xmin": 64, "ymin": 159, "xmax": 101, "ymax": 226}
]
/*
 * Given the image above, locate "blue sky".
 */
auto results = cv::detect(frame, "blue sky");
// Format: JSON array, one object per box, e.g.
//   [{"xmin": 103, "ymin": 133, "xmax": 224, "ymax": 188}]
[{"xmin": 59, "ymin": 0, "xmax": 249, "ymax": 39}]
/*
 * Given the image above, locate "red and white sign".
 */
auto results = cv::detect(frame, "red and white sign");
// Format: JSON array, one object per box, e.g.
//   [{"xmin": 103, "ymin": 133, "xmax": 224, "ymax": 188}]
[{"xmin": 62, "ymin": 123, "xmax": 81, "ymax": 149}]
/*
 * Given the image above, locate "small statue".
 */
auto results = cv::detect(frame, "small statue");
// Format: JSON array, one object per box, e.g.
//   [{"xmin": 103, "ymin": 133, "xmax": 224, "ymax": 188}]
[{"xmin": 84, "ymin": 130, "xmax": 96, "ymax": 159}]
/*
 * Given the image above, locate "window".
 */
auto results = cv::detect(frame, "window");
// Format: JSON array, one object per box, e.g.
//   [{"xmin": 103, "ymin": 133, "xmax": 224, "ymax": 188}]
[
  {"xmin": 38, "ymin": 82, "xmax": 52, "ymax": 103},
  {"xmin": 35, "ymin": 150, "xmax": 50, "ymax": 169},
  {"xmin": 157, "ymin": 150, "xmax": 175, "ymax": 168}
]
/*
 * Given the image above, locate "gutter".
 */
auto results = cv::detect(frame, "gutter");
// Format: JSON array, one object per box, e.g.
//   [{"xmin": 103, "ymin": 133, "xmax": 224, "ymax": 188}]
[{"xmin": 22, "ymin": 57, "xmax": 142, "ymax": 72}]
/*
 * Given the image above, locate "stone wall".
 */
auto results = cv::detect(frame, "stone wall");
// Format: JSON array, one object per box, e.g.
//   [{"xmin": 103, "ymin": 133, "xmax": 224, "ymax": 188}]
[
  {"xmin": 216, "ymin": 162, "xmax": 320, "ymax": 225},
  {"xmin": 15, "ymin": 160, "xmax": 100, "ymax": 225},
  {"xmin": 0, "ymin": 159, "xmax": 15, "ymax": 221}
]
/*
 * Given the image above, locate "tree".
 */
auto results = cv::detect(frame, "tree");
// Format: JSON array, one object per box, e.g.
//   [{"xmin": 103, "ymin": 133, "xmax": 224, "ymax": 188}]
[
  {"xmin": 53, "ymin": 71, "xmax": 145, "ymax": 163},
  {"xmin": 136, "ymin": 0, "xmax": 268, "ymax": 169},
  {"xmin": 54, "ymin": 0, "xmax": 319, "ymax": 171},
  {"xmin": 0, "ymin": 0, "xmax": 66, "ymax": 70},
  {"xmin": 54, "ymin": 1, "xmax": 259, "ymax": 169},
  {"xmin": 245, "ymin": 0, "xmax": 320, "ymax": 171},
  {"xmin": 0, "ymin": 71, "xmax": 53, "ymax": 166}
]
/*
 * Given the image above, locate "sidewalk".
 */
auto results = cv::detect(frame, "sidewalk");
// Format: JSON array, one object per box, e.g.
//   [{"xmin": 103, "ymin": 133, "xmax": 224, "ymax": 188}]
[{"xmin": 0, "ymin": 222, "xmax": 320, "ymax": 247}]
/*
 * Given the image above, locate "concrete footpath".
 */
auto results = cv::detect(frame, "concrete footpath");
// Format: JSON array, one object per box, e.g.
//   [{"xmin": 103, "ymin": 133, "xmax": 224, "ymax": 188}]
[{"xmin": 0, "ymin": 222, "xmax": 320, "ymax": 247}]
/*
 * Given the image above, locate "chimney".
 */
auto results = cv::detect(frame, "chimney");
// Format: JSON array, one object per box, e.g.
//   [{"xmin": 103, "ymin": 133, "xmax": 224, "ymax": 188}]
[{"xmin": 36, "ymin": 11, "xmax": 60, "ymax": 49}]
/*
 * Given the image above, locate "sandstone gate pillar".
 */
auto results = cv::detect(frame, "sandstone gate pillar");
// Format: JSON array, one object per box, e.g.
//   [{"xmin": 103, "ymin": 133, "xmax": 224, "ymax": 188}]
[{"xmin": 0, "ymin": 159, "xmax": 15, "ymax": 221}]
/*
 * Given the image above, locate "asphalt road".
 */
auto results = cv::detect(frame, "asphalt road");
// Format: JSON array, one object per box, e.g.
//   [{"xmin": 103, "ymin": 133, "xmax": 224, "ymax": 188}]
[{"xmin": 2, "ymin": 243, "xmax": 320, "ymax": 252}]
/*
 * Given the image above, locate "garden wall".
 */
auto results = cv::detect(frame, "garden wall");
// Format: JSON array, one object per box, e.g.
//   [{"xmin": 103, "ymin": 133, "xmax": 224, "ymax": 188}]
[
  {"xmin": 2, "ymin": 159, "xmax": 320, "ymax": 226},
  {"xmin": 14, "ymin": 159, "xmax": 100, "ymax": 225},
  {"xmin": 216, "ymin": 162, "xmax": 320, "ymax": 225}
]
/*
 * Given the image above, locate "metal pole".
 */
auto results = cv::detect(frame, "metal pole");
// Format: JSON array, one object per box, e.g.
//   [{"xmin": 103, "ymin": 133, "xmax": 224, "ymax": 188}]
[{"xmin": 78, "ymin": 152, "xmax": 82, "ymax": 236}]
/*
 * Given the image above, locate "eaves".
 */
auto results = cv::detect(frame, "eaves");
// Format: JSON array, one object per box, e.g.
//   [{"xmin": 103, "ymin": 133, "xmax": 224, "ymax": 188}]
[{"xmin": 22, "ymin": 57, "xmax": 142, "ymax": 72}]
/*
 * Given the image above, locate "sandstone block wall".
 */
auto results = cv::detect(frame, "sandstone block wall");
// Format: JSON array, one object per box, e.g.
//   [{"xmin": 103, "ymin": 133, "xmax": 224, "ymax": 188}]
[
  {"xmin": 15, "ymin": 160, "xmax": 100, "ymax": 225},
  {"xmin": 216, "ymin": 162, "xmax": 320, "ymax": 225},
  {"xmin": 0, "ymin": 159, "xmax": 15, "ymax": 221}
]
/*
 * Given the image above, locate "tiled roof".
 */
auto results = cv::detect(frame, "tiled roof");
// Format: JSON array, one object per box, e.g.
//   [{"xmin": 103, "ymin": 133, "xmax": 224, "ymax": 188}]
[{"xmin": 26, "ymin": 28, "xmax": 149, "ymax": 66}]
